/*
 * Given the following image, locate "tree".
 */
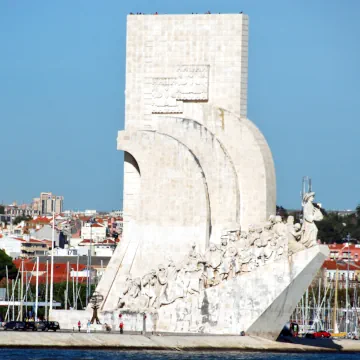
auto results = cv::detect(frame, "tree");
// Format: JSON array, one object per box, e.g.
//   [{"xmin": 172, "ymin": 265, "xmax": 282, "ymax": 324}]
[
  {"xmin": 0, "ymin": 249, "xmax": 18, "ymax": 280},
  {"xmin": 317, "ymin": 213, "xmax": 346, "ymax": 244},
  {"xmin": 276, "ymin": 205, "xmax": 288, "ymax": 218},
  {"xmin": 0, "ymin": 205, "xmax": 4, "ymax": 214},
  {"xmin": 356, "ymin": 204, "xmax": 360, "ymax": 220}
]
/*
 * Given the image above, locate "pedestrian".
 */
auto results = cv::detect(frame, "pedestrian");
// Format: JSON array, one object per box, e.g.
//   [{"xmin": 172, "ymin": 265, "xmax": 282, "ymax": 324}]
[
  {"xmin": 78, "ymin": 320, "xmax": 81, "ymax": 332},
  {"xmin": 119, "ymin": 321, "xmax": 124, "ymax": 334},
  {"xmin": 87, "ymin": 320, "xmax": 91, "ymax": 333}
]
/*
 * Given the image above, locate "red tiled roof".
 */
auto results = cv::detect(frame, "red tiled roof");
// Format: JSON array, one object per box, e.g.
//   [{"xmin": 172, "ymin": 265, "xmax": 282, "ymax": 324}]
[
  {"xmin": 322, "ymin": 260, "xmax": 360, "ymax": 271},
  {"xmin": 12, "ymin": 260, "xmax": 88, "ymax": 284},
  {"xmin": 30, "ymin": 217, "xmax": 51, "ymax": 224},
  {"xmin": 98, "ymin": 239, "xmax": 115, "ymax": 244},
  {"xmin": 14, "ymin": 237, "xmax": 46, "ymax": 244},
  {"xmin": 91, "ymin": 223, "xmax": 103, "ymax": 228},
  {"xmin": 80, "ymin": 239, "xmax": 92, "ymax": 244}
]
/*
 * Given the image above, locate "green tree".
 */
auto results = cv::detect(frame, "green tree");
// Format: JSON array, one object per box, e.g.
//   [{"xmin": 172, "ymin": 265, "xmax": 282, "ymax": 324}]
[
  {"xmin": 276, "ymin": 205, "xmax": 288, "ymax": 218},
  {"xmin": 356, "ymin": 204, "xmax": 360, "ymax": 227},
  {"xmin": 0, "ymin": 205, "xmax": 4, "ymax": 214},
  {"xmin": 317, "ymin": 213, "xmax": 346, "ymax": 244},
  {"xmin": 0, "ymin": 249, "xmax": 18, "ymax": 280}
]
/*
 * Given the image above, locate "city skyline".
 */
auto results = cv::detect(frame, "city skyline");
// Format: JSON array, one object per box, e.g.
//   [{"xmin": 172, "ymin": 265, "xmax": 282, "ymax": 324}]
[{"xmin": 1, "ymin": 1, "xmax": 359, "ymax": 210}]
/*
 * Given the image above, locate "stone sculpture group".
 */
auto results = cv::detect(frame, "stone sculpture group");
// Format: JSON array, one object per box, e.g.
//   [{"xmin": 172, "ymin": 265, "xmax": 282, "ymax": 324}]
[{"xmin": 118, "ymin": 192, "xmax": 324, "ymax": 311}]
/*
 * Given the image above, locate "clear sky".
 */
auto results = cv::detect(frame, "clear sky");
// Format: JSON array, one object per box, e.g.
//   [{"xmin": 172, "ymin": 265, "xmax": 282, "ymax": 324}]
[{"xmin": 1, "ymin": 0, "xmax": 359, "ymax": 211}]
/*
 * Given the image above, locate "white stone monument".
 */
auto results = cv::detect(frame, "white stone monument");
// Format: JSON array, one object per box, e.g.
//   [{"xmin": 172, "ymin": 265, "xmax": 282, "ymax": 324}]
[{"xmin": 51, "ymin": 14, "xmax": 328, "ymax": 339}]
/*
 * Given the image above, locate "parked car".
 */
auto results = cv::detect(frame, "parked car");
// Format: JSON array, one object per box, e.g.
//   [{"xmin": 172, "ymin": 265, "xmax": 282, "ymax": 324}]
[
  {"xmin": 35, "ymin": 321, "xmax": 60, "ymax": 332},
  {"xmin": 25, "ymin": 322, "xmax": 37, "ymax": 331},
  {"xmin": 305, "ymin": 330, "xmax": 331, "ymax": 339},
  {"xmin": 48, "ymin": 321, "xmax": 60, "ymax": 331},
  {"xmin": 314, "ymin": 330, "xmax": 331, "ymax": 338},
  {"xmin": 35, "ymin": 321, "xmax": 47, "ymax": 331},
  {"xmin": 4, "ymin": 321, "xmax": 26, "ymax": 331}
]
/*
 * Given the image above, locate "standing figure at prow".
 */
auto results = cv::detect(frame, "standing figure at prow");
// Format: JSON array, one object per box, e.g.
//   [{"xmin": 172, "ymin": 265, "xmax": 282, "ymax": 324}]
[{"xmin": 301, "ymin": 192, "xmax": 324, "ymax": 248}]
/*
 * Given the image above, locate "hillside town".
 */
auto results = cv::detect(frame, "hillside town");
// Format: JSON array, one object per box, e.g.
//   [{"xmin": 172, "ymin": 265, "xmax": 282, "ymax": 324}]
[
  {"xmin": 1, "ymin": 193, "xmax": 360, "ymax": 299},
  {"xmin": 0, "ymin": 193, "xmax": 122, "ymax": 291}
]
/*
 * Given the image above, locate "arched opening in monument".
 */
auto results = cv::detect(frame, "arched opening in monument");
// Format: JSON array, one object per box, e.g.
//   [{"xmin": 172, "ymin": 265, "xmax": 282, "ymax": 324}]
[
  {"xmin": 122, "ymin": 151, "xmax": 141, "ymax": 227},
  {"xmin": 124, "ymin": 151, "xmax": 141, "ymax": 176}
]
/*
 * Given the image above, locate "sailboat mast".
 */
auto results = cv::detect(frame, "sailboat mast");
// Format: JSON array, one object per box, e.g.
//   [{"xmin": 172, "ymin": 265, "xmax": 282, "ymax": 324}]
[
  {"xmin": 45, "ymin": 260, "xmax": 48, "ymax": 320},
  {"xmin": 65, "ymin": 261, "xmax": 69, "ymax": 310},
  {"xmin": 49, "ymin": 211, "xmax": 55, "ymax": 317},
  {"xmin": 72, "ymin": 268, "xmax": 75, "ymax": 309},
  {"xmin": 19, "ymin": 260, "xmax": 24, "ymax": 321},
  {"xmin": 35, "ymin": 256, "xmax": 39, "ymax": 320},
  {"xmin": 333, "ymin": 266, "xmax": 339, "ymax": 331},
  {"xmin": 76, "ymin": 255, "xmax": 79, "ymax": 310}
]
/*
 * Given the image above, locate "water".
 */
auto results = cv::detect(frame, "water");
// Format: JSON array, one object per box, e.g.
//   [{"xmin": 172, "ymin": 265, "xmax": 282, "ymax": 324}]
[{"xmin": 0, "ymin": 350, "xmax": 358, "ymax": 360}]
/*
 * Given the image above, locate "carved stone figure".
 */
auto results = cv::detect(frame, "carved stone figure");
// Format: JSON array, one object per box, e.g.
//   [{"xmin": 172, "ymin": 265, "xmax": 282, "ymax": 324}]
[
  {"xmin": 220, "ymin": 237, "xmax": 229, "ymax": 253},
  {"xmin": 221, "ymin": 244, "xmax": 239, "ymax": 280},
  {"xmin": 237, "ymin": 231, "xmax": 249, "ymax": 250},
  {"xmin": 158, "ymin": 261, "xmax": 184, "ymax": 306},
  {"xmin": 268, "ymin": 215, "xmax": 276, "ymax": 229},
  {"xmin": 253, "ymin": 227, "xmax": 266, "ymax": 266},
  {"xmin": 301, "ymin": 192, "xmax": 324, "ymax": 248},
  {"xmin": 287, "ymin": 216, "xmax": 304, "ymax": 254},
  {"xmin": 273, "ymin": 216, "xmax": 288, "ymax": 258},
  {"xmin": 118, "ymin": 274, "xmax": 141, "ymax": 308},
  {"xmin": 237, "ymin": 231, "xmax": 256, "ymax": 272},
  {"xmin": 156, "ymin": 264, "xmax": 168, "ymax": 307},
  {"xmin": 205, "ymin": 243, "xmax": 222, "ymax": 286},
  {"xmin": 260, "ymin": 222, "xmax": 275, "ymax": 262},
  {"xmin": 118, "ymin": 199, "xmax": 324, "ymax": 312},
  {"xmin": 248, "ymin": 225, "xmax": 259, "ymax": 246},
  {"xmin": 226, "ymin": 229, "xmax": 240, "ymax": 243},
  {"xmin": 184, "ymin": 243, "xmax": 204, "ymax": 272},
  {"xmin": 183, "ymin": 244, "xmax": 204, "ymax": 295},
  {"xmin": 218, "ymin": 237, "xmax": 231, "ymax": 280},
  {"xmin": 141, "ymin": 270, "xmax": 158, "ymax": 308}
]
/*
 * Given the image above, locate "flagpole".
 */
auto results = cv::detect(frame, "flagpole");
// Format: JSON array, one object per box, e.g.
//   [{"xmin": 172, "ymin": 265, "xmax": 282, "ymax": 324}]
[{"xmin": 49, "ymin": 211, "xmax": 55, "ymax": 317}]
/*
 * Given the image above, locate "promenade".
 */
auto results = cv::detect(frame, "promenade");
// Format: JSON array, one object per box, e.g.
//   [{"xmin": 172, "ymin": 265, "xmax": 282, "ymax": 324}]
[{"xmin": 0, "ymin": 333, "xmax": 360, "ymax": 352}]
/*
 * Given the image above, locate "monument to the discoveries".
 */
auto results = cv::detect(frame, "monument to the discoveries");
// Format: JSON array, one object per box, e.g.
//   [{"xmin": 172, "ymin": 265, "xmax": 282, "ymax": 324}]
[{"xmin": 52, "ymin": 13, "xmax": 329, "ymax": 339}]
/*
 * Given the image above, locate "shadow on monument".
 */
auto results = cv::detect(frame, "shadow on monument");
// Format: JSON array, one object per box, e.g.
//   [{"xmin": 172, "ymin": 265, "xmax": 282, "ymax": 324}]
[{"xmin": 279, "ymin": 336, "xmax": 343, "ymax": 351}]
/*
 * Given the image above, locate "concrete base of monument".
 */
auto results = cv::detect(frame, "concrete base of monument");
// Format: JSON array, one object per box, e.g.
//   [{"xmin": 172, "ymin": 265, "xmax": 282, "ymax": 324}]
[
  {"xmin": 51, "ymin": 245, "xmax": 329, "ymax": 340},
  {"xmin": 0, "ymin": 333, "xmax": 360, "ymax": 352}
]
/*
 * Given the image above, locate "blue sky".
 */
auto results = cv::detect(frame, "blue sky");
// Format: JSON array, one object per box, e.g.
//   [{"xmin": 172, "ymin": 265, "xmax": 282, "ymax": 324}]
[{"xmin": 0, "ymin": 0, "xmax": 359, "ymax": 211}]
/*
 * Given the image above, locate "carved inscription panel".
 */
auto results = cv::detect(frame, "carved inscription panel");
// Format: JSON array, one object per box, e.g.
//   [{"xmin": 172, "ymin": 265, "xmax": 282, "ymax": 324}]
[
  {"xmin": 176, "ymin": 65, "xmax": 209, "ymax": 101},
  {"xmin": 152, "ymin": 78, "xmax": 183, "ymax": 114},
  {"xmin": 151, "ymin": 65, "xmax": 210, "ymax": 114}
]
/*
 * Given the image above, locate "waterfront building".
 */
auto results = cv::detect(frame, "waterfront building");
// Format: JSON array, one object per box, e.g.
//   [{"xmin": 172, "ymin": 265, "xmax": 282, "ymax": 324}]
[{"xmin": 80, "ymin": 222, "xmax": 106, "ymax": 243}]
